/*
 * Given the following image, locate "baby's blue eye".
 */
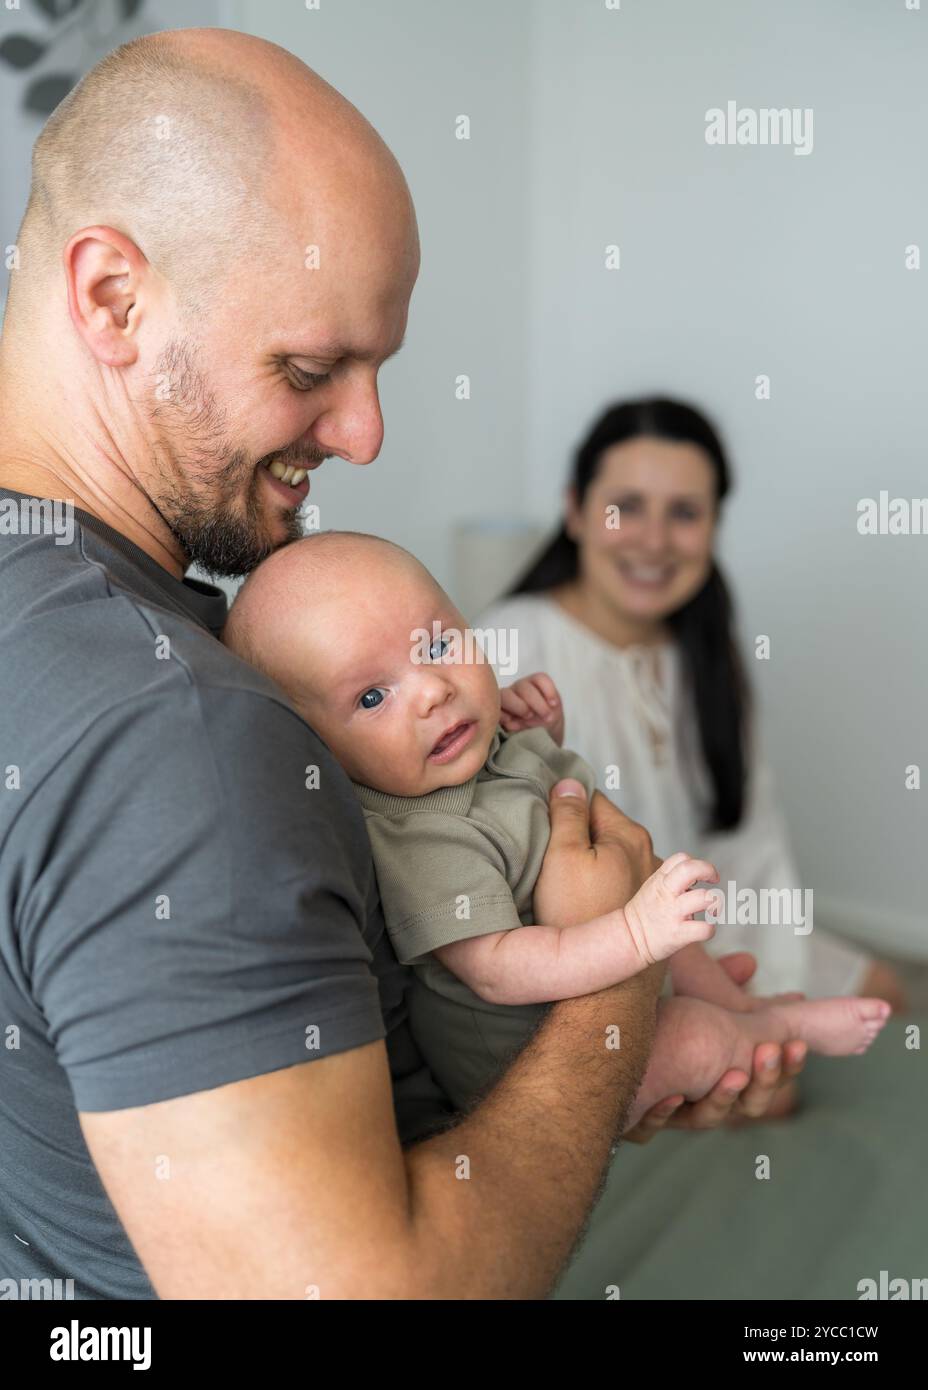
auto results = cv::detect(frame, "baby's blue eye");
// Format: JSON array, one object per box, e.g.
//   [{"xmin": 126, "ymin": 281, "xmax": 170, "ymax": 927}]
[
  {"xmin": 359, "ymin": 688, "xmax": 385, "ymax": 710},
  {"xmin": 429, "ymin": 634, "xmax": 452, "ymax": 660}
]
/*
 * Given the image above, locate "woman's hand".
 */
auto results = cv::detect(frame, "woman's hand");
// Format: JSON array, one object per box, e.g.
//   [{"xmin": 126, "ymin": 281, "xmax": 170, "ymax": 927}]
[{"xmin": 500, "ymin": 672, "xmax": 565, "ymax": 746}]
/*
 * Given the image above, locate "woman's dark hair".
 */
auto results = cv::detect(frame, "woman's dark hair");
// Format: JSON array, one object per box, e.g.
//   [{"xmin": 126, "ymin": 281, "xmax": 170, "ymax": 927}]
[{"xmin": 507, "ymin": 396, "xmax": 751, "ymax": 833}]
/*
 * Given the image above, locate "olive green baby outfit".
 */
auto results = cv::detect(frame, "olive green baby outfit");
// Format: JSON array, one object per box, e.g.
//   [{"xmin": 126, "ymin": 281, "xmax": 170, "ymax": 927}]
[{"xmin": 352, "ymin": 725, "xmax": 598, "ymax": 1109}]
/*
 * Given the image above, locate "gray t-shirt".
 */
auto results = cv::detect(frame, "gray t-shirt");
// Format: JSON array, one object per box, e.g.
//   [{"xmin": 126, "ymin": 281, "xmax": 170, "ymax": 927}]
[{"xmin": 0, "ymin": 489, "xmax": 451, "ymax": 1300}]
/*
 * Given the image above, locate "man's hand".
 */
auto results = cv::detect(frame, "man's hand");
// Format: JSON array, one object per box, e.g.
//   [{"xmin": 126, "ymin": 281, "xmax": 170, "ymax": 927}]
[
  {"xmin": 534, "ymin": 782, "xmax": 662, "ymax": 929},
  {"xmin": 534, "ymin": 803, "xmax": 808, "ymax": 1140},
  {"xmin": 623, "ymin": 953, "xmax": 810, "ymax": 1141}
]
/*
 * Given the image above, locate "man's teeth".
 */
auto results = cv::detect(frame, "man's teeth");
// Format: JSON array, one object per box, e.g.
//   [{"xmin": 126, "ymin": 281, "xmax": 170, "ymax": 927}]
[{"xmin": 266, "ymin": 458, "xmax": 307, "ymax": 487}]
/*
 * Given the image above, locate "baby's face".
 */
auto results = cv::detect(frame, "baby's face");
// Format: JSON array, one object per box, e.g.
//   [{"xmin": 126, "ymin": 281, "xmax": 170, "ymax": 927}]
[{"xmin": 291, "ymin": 563, "xmax": 501, "ymax": 797}]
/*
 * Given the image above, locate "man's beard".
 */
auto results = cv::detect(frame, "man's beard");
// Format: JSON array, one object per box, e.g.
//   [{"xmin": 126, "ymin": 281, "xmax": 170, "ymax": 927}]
[
  {"xmin": 149, "ymin": 337, "xmax": 322, "ymax": 579},
  {"xmin": 160, "ymin": 450, "xmax": 305, "ymax": 580}
]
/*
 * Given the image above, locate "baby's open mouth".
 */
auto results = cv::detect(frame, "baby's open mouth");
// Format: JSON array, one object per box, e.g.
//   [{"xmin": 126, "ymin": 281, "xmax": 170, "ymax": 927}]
[{"xmin": 429, "ymin": 720, "xmax": 475, "ymax": 760}]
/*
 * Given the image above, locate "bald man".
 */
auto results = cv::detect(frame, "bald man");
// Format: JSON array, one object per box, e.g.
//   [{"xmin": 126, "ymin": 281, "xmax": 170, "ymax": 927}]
[{"xmin": 0, "ymin": 28, "xmax": 802, "ymax": 1300}]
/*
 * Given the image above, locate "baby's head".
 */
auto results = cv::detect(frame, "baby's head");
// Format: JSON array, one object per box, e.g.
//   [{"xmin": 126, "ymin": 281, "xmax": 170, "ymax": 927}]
[{"xmin": 224, "ymin": 531, "xmax": 501, "ymax": 796}]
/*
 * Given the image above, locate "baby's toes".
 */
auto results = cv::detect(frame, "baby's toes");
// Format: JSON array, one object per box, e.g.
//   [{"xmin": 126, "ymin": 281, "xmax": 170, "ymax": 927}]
[
  {"xmin": 852, "ymin": 999, "xmax": 892, "ymax": 1051},
  {"xmin": 859, "ymin": 998, "xmax": 892, "ymax": 1027}
]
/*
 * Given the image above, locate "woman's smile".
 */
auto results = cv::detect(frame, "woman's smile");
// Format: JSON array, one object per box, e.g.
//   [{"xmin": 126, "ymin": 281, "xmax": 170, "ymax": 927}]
[{"xmin": 615, "ymin": 556, "xmax": 678, "ymax": 590}]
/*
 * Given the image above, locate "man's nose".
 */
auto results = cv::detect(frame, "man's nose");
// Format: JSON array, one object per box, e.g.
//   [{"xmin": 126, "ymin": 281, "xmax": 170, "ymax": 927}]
[{"xmin": 311, "ymin": 374, "xmax": 384, "ymax": 465}]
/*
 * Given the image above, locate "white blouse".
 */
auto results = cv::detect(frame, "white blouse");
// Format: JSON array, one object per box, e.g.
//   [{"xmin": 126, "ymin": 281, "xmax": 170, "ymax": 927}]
[{"xmin": 477, "ymin": 592, "xmax": 870, "ymax": 999}]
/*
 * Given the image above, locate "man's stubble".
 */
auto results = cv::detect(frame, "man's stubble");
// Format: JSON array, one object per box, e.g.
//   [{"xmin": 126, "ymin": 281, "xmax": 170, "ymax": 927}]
[{"xmin": 147, "ymin": 335, "xmax": 309, "ymax": 578}]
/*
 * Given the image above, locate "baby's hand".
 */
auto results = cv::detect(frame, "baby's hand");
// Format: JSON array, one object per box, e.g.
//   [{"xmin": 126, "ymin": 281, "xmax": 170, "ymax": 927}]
[
  {"xmin": 499, "ymin": 673, "xmax": 565, "ymax": 745},
  {"xmin": 622, "ymin": 852, "xmax": 720, "ymax": 967}
]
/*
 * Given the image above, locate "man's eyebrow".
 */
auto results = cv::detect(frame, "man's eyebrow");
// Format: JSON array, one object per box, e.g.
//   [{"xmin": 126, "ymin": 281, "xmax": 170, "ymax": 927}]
[{"xmin": 286, "ymin": 334, "xmax": 406, "ymax": 365}]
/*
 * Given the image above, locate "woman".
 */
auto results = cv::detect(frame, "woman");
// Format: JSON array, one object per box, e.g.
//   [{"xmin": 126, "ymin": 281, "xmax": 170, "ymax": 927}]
[
  {"xmin": 476, "ymin": 397, "xmax": 922, "ymax": 1299},
  {"xmin": 479, "ymin": 396, "xmax": 907, "ymax": 1012}
]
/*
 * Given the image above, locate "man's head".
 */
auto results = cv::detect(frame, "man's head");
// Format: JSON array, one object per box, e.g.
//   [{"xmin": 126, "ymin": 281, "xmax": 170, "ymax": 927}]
[
  {"xmin": 3, "ymin": 28, "xmax": 419, "ymax": 576},
  {"xmin": 223, "ymin": 532, "xmax": 502, "ymax": 797}
]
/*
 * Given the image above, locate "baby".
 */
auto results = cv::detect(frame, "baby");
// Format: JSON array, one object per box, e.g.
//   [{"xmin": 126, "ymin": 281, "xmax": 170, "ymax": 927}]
[{"xmin": 224, "ymin": 531, "xmax": 891, "ymax": 1125}]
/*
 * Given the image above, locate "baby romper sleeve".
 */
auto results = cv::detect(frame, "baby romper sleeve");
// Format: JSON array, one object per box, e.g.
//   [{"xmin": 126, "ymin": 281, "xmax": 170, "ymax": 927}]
[{"xmin": 360, "ymin": 810, "xmax": 527, "ymax": 965}]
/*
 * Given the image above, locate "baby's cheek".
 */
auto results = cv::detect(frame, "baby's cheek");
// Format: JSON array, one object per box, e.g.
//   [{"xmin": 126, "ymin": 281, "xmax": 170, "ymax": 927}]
[
  {"xmin": 319, "ymin": 718, "xmax": 379, "ymax": 784},
  {"xmin": 352, "ymin": 728, "xmax": 391, "ymax": 780},
  {"xmin": 471, "ymin": 658, "xmax": 501, "ymax": 713}
]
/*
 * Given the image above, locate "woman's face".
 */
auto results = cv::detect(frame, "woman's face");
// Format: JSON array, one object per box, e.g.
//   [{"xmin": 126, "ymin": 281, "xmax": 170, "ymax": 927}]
[{"xmin": 566, "ymin": 435, "xmax": 718, "ymax": 623}]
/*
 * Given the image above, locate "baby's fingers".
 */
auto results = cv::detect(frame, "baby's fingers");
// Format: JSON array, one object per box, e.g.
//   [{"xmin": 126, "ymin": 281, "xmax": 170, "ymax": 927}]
[
  {"xmin": 516, "ymin": 676, "xmax": 558, "ymax": 724},
  {"xmin": 501, "ymin": 677, "xmax": 559, "ymax": 729},
  {"xmin": 676, "ymin": 888, "xmax": 719, "ymax": 930},
  {"xmin": 659, "ymin": 851, "xmax": 691, "ymax": 875},
  {"xmin": 661, "ymin": 856, "xmax": 718, "ymax": 896},
  {"xmin": 500, "ymin": 686, "xmax": 533, "ymax": 721},
  {"xmin": 527, "ymin": 672, "xmax": 561, "ymax": 710}
]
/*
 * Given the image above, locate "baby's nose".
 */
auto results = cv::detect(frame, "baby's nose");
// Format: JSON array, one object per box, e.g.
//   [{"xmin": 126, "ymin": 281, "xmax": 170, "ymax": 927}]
[{"xmin": 419, "ymin": 672, "xmax": 456, "ymax": 708}]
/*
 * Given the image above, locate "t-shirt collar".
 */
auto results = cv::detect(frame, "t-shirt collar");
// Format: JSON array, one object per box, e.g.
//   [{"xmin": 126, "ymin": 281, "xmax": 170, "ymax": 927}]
[{"xmin": 0, "ymin": 487, "xmax": 229, "ymax": 636}]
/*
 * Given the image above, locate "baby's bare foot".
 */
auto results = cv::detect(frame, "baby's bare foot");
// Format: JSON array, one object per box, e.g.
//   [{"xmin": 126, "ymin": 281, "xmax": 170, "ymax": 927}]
[
  {"xmin": 762, "ymin": 996, "xmax": 891, "ymax": 1056},
  {"xmin": 744, "ymin": 989, "xmax": 806, "ymax": 1012}
]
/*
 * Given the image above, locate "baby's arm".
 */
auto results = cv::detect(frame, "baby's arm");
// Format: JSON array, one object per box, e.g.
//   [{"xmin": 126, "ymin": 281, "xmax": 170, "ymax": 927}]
[{"xmin": 435, "ymin": 853, "xmax": 719, "ymax": 1007}]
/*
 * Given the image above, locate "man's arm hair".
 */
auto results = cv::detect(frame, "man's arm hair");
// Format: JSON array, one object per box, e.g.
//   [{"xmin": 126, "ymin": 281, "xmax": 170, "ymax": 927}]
[
  {"xmin": 80, "ymin": 777, "xmax": 665, "ymax": 1298},
  {"xmin": 80, "ymin": 964, "xmax": 662, "ymax": 1300}
]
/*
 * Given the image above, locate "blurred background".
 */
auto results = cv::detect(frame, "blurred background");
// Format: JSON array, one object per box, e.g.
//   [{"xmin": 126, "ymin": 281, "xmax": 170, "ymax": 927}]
[{"xmin": 1, "ymin": 0, "xmax": 925, "ymax": 968}]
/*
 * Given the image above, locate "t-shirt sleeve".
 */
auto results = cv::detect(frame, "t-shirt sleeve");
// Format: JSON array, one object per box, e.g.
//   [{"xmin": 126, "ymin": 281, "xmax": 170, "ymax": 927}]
[
  {"xmin": 18, "ymin": 684, "xmax": 386, "ymax": 1111},
  {"xmin": 362, "ymin": 811, "xmax": 525, "ymax": 965}
]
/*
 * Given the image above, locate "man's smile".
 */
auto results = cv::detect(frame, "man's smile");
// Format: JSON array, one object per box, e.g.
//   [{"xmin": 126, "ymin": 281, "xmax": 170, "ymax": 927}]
[{"xmin": 258, "ymin": 455, "xmax": 325, "ymax": 505}]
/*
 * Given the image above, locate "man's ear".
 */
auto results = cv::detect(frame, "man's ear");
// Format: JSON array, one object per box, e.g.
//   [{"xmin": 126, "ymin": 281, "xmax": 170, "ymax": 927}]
[{"xmin": 62, "ymin": 225, "xmax": 148, "ymax": 369}]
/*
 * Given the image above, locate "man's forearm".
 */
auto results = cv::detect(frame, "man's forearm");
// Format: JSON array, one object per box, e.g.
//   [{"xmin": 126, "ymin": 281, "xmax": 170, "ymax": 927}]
[{"xmin": 402, "ymin": 962, "xmax": 665, "ymax": 1298}]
